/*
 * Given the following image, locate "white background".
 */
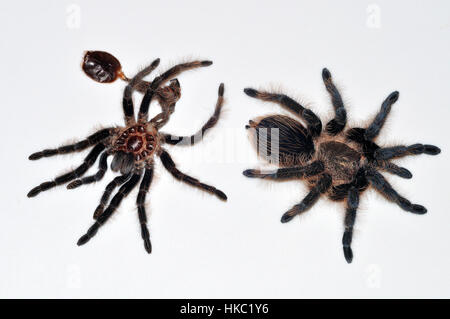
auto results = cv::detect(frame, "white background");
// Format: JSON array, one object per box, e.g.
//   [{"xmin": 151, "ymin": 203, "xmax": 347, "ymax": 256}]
[{"xmin": 1, "ymin": 0, "xmax": 449, "ymax": 298}]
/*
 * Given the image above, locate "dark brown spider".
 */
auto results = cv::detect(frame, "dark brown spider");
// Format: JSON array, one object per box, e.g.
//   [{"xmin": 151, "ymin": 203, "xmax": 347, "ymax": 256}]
[
  {"xmin": 28, "ymin": 51, "xmax": 227, "ymax": 253},
  {"xmin": 243, "ymin": 68, "xmax": 441, "ymax": 263}
]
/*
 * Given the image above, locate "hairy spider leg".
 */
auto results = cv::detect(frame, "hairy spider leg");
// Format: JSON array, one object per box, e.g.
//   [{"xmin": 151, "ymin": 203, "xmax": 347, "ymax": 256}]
[
  {"xmin": 364, "ymin": 91, "xmax": 399, "ymax": 140},
  {"xmin": 67, "ymin": 152, "xmax": 109, "ymax": 189},
  {"xmin": 162, "ymin": 83, "xmax": 225, "ymax": 146},
  {"xmin": 374, "ymin": 144, "xmax": 441, "ymax": 160},
  {"xmin": 149, "ymin": 79, "xmax": 181, "ymax": 129},
  {"xmin": 122, "ymin": 59, "xmax": 161, "ymax": 125},
  {"xmin": 159, "ymin": 149, "xmax": 227, "ymax": 201},
  {"xmin": 281, "ymin": 173, "xmax": 332, "ymax": 223},
  {"xmin": 138, "ymin": 60, "xmax": 214, "ymax": 122},
  {"xmin": 137, "ymin": 167, "xmax": 153, "ymax": 253},
  {"xmin": 322, "ymin": 68, "xmax": 347, "ymax": 135},
  {"xmin": 77, "ymin": 172, "xmax": 142, "ymax": 246},
  {"xmin": 93, "ymin": 173, "xmax": 131, "ymax": 219},
  {"xmin": 28, "ymin": 128, "xmax": 111, "ymax": 160},
  {"xmin": 345, "ymin": 89, "xmax": 439, "ymax": 177},
  {"xmin": 243, "ymin": 88, "xmax": 322, "ymax": 137},
  {"xmin": 365, "ymin": 168, "xmax": 427, "ymax": 214},
  {"xmin": 345, "ymin": 92, "xmax": 400, "ymax": 161},
  {"xmin": 375, "ymin": 160, "xmax": 413, "ymax": 179},
  {"xmin": 243, "ymin": 161, "xmax": 324, "ymax": 180},
  {"xmin": 342, "ymin": 186, "xmax": 359, "ymax": 263},
  {"xmin": 127, "ymin": 59, "xmax": 161, "ymax": 90},
  {"xmin": 345, "ymin": 92, "xmax": 399, "ymax": 159},
  {"xmin": 27, "ymin": 144, "xmax": 105, "ymax": 197}
]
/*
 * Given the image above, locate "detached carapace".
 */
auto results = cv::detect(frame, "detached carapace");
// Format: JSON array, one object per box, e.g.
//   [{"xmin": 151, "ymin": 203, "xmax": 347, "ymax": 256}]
[
  {"xmin": 243, "ymin": 68, "xmax": 440, "ymax": 263},
  {"xmin": 28, "ymin": 51, "xmax": 227, "ymax": 253}
]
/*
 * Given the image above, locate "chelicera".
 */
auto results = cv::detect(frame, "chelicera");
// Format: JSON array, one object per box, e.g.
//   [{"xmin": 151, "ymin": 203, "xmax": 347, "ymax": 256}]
[
  {"xmin": 28, "ymin": 51, "xmax": 227, "ymax": 253},
  {"xmin": 243, "ymin": 68, "xmax": 440, "ymax": 263}
]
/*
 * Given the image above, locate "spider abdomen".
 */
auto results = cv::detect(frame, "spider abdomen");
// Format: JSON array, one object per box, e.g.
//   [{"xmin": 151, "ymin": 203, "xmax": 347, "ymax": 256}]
[
  {"xmin": 318, "ymin": 141, "xmax": 361, "ymax": 183},
  {"xmin": 248, "ymin": 114, "xmax": 315, "ymax": 167}
]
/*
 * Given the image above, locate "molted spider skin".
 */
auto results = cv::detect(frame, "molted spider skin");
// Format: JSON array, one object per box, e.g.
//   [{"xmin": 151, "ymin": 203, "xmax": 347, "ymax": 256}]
[
  {"xmin": 82, "ymin": 50, "xmax": 125, "ymax": 83},
  {"xmin": 82, "ymin": 50, "xmax": 212, "ymax": 95},
  {"xmin": 29, "ymin": 51, "xmax": 227, "ymax": 254},
  {"xmin": 243, "ymin": 68, "xmax": 441, "ymax": 263}
]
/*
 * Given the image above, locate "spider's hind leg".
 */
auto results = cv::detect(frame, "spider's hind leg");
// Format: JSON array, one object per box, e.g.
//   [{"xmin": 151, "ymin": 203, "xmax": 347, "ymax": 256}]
[
  {"xmin": 342, "ymin": 187, "xmax": 359, "ymax": 263},
  {"xmin": 281, "ymin": 173, "xmax": 332, "ymax": 223},
  {"xmin": 93, "ymin": 173, "xmax": 131, "ymax": 219},
  {"xmin": 365, "ymin": 168, "xmax": 427, "ymax": 214},
  {"xmin": 136, "ymin": 167, "xmax": 154, "ymax": 253},
  {"xmin": 243, "ymin": 161, "xmax": 324, "ymax": 180},
  {"xmin": 27, "ymin": 144, "xmax": 105, "ymax": 197},
  {"xmin": 77, "ymin": 172, "xmax": 142, "ymax": 246}
]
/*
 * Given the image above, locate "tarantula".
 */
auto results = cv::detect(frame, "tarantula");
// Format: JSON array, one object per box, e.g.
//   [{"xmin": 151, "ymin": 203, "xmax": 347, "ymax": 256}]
[
  {"xmin": 28, "ymin": 51, "xmax": 227, "ymax": 253},
  {"xmin": 242, "ymin": 68, "xmax": 440, "ymax": 263}
]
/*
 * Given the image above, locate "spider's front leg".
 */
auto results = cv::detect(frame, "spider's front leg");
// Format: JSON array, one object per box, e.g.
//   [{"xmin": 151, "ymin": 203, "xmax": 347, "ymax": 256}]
[
  {"xmin": 150, "ymin": 60, "xmax": 213, "ymax": 89},
  {"xmin": 122, "ymin": 59, "xmax": 161, "ymax": 125},
  {"xmin": 162, "ymin": 83, "xmax": 225, "ymax": 145},
  {"xmin": 148, "ymin": 79, "xmax": 182, "ymax": 129},
  {"xmin": 138, "ymin": 60, "xmax": 213, "ymax": 122},
  {"xmin": 346, "ymin": 92, "xmax": 399, "ymax": 158}
]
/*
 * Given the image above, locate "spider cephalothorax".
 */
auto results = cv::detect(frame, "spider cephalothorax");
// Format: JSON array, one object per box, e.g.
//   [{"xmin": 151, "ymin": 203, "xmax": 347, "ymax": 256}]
[
  {"xmin": 243, "ymin": 68, "xmax": 440, "ymax": 263},
  {"xmin": 109, "ymin": 123, "xmax": 160, "ymax": 173},
  {"xmin": 28, "ymin": 51, "xmax": 227, "ymax": 253}
]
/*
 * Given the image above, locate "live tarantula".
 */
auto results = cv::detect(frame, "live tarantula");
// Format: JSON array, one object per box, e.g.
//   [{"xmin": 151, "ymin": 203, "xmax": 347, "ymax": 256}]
[
  {"xmin": 243, "ymin": 68, "xmax": 440, "ymax": 263},
  {"xmin": 28, "ymin": 51, "xmax": 227, "ymax": 253}
]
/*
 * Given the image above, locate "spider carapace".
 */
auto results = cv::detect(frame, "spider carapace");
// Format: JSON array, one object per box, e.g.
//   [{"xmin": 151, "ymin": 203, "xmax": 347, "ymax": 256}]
[
  {"xmin": 243, "ymin": 68, "xmax": 441, "ymax": 263},
  {"xmin": 111, "ymin": 124, "xmax": 159, "ymax": 170},
  {"xmin": 28, "ymin": 51, "xmax": 227, "ymax": 253}
]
